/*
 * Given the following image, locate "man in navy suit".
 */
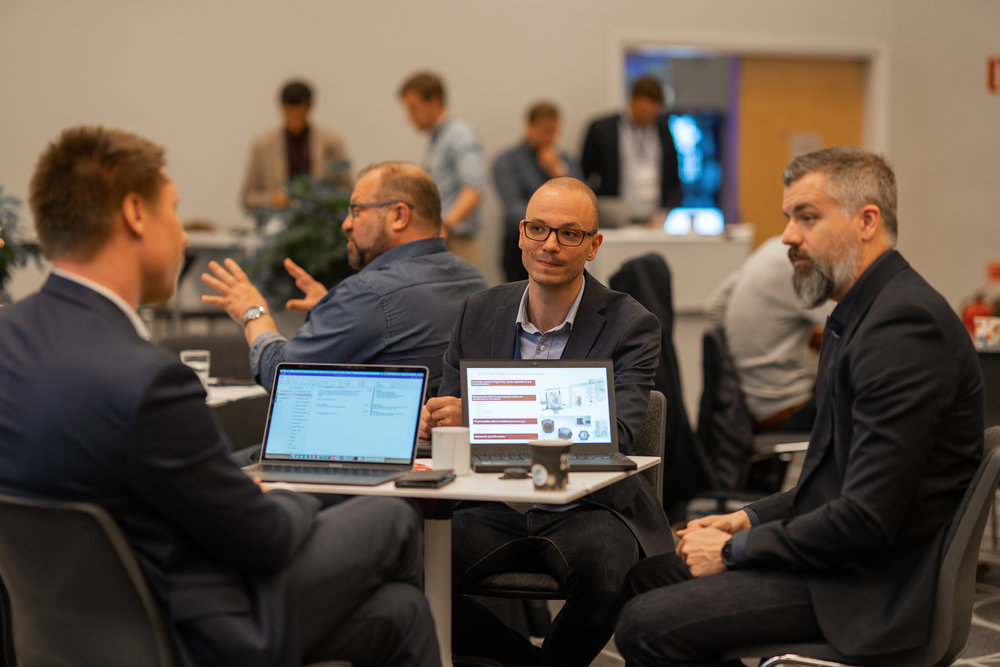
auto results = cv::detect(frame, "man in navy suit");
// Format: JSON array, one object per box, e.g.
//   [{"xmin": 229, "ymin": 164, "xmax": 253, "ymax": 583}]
[
  {"xmin": 0, "ymin": 126, "xmax": 440, "ymax": 667},
  {"xmin": 615, "ymin": 146, "xmax": 983, "ymax": 666},
  {"xmin": 421, "ymin": 177, "xmax": 673, "ymax": 665}
]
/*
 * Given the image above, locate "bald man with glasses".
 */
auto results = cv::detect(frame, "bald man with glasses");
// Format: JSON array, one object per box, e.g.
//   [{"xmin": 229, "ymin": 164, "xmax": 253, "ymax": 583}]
[
  {"xmin": 204, "ymin": 161, "xmax": 487, "ymax": 392},
  {"xmin": 421, "ymin": 177, "xmax": 673, "ymax": 666}
]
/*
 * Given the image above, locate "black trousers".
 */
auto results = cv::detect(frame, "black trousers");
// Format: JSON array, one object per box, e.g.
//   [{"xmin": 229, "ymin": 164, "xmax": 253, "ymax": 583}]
[{"xmin": 615, "ymin": 552, "xmax": 823, "ymax": 667}]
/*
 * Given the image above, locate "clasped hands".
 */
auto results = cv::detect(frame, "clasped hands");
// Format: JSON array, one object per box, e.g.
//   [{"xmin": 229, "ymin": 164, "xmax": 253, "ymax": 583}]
[
  {"xmin": 419, "ymin": 396, "xmax": 463, "ymax": 440},
  {"xmin": 201, "ymin": 257, "xmax": 328, "ymax": 322},
  {"xmin": 675, "ymin": 510, "xmax": 750, "ymax": 578}
]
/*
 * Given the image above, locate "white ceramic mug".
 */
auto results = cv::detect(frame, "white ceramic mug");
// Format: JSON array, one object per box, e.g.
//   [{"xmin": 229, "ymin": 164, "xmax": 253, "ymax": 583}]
[{"xmin": 432, "ymin": 426, "xmax": 471, "ymax": 475}]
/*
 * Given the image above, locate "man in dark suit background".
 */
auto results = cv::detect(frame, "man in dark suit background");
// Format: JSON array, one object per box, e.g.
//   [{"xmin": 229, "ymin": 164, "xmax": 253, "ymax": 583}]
[
  {"xmin": 0, "ymin": 126, "xmax": 440, "ymax": 667},
  {"xmin": 421, "ymin": 177, "xmax": 673, "ymax": 666},
  {"xmin": 580, "ymin": 75, "xmax": 682, "ymax": 224},
  {"xmin": 615, "ymin": 146, "xmax": 983, "ymax": 666}
]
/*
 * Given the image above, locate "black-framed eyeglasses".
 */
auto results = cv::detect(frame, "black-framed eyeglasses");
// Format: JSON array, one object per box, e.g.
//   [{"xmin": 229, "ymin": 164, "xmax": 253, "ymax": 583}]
[
  {"xmin": 521, "ymin": 220, "xmax": 597, "ymax": 247},
  {"xmin": 347, "ymin": 200, "xmax": 412, "ymax": 219}
]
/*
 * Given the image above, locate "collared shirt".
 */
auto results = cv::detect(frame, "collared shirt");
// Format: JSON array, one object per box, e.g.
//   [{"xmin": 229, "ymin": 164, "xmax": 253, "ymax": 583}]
[
  {"xmin": 250, "ymin": 237, "xmax": 487, "ymax": 390},
  {"xmin": 425, "ymin": 116, "xmax": 486, "ymax": 237},
  {"xmin": 513, "ymin": 279, "xmax": 586, "ymax": 513},
  {"xmin": 515, "ymin": 280, "xmax": 586, "ymax": 360},
  {"xmin": 51, "ymin": 267, "xmax": 151, "ymax": 340},
  {"xmin": 619, "ymin": 116, "xmax": 662, "ymax": 220}
]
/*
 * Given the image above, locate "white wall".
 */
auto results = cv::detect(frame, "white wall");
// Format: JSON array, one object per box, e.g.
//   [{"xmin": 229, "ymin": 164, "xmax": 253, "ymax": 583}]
[{"xmin": 2, "ymin": 0, "xmax": 998, "ymax": 302}]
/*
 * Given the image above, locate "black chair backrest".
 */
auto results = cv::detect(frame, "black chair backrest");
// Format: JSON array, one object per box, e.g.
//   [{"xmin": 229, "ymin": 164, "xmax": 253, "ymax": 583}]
[
  {"xmin": 914, "ymin": 426, "xmax": 1000, "ymax": 665},
  {"xmin": 0, "ymin": 493, "xmax": 175, "ymax": 667},
  {"xmin": 158, "ymin": 332, "xmax": 252, "ymax": 381},
  {"xmin": 633, "ymin": 390, "xmax": 667, "ymax": 503},
  {"xmin": 608, "ymin": 254, "xmax": 703, "ymax": 515},
  {"xmin": 697, "ymin": 327, "xmax": 756, "ymax": 491}
]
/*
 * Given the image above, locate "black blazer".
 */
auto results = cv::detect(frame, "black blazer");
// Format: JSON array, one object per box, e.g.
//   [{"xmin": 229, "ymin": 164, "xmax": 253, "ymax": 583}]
[
  {"xmin": 580, "ymin": 113, "xmax": 682, "ymax": 209},
  {"xmin": 0, "ymin": 276, "xmax": 320, "ymax": 667},
  {"xmin": 744, "ymin": 252, "xmax": 984, "ymax": 655},
  {"xmin": 439, "ymin": 272, "xmax": 674, "ymax": 556}
]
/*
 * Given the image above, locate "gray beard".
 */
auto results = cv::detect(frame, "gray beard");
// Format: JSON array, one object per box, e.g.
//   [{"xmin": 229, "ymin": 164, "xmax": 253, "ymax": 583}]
[{"xmin": 792, "ymin": 241, "xmax": 861, "ymax": 309}]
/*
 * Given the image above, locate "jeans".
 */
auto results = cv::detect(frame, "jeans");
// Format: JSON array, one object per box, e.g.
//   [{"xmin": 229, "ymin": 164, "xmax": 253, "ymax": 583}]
[
  {"xmin": 452, "ymin": 502, "xmax": 640, "ymax": 666},
  {"xmin": 615, "ymin": 553, "xmax": 822, "ymax": 667}
]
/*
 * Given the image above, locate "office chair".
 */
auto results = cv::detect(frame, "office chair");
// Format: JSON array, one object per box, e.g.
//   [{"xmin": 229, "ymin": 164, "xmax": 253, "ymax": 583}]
[
  {"xmin": 722, "ymin": 425, "xmax": 1000, "ymax": 667},
  {"xmin": 686, "ymin": 328, "xmax": 810, "ymax": 520},
  {"xmin": 462, "ymin": 390, "xmax": 667, "ymax": 606},
  {"xmin": 0, "ymin": 492, "xmax": 349, "ymax": 667},
  {"xmin": 609, "ymin": 254, "xmax": 701, "ymax": 517}
]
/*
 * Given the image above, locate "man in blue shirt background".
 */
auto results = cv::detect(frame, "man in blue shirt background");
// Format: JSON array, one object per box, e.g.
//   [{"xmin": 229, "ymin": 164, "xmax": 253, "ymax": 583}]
[
  {"xmin": 398, "ymin": 72, "xmax": 486, "ymax": 269},
  {"xmin": 203, "ymin": 161, "xmax": 487, "ymax": 392}
]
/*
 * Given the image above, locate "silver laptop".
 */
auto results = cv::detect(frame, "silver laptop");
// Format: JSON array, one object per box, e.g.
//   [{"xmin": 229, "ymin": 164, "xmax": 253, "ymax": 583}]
[
  {"xmin": 460, "ymin": 359, "xmax": 636, "ymax": 472},
  {"xmin": 244, "ymin": 362, "xmax": 426, "ymax": 485}
]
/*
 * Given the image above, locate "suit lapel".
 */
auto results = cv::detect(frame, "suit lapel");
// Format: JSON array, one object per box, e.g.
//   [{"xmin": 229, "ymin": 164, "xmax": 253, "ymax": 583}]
[
  {"xmin": 489, "ymin": 287, "xmax": 521, "ymax": 357},
  {"xmin": 562, "ymin": 273, "xmax": 607, "ymax": 359}
]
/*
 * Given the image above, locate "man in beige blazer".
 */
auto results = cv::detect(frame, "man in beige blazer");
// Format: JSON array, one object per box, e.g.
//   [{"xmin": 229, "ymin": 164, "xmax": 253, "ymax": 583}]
[{"xmin": 240, "ymin": 80, "xmax": 351, "ymax": 214}]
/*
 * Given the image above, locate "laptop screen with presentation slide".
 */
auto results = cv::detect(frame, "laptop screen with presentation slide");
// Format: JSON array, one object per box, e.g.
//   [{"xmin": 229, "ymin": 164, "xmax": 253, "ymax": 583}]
[
  {"xmin": 246, "ymin": 363, "xmax": 427, "ymax": 485},
  {"xmin": 460, "ymin": 359, "xmax": 635, "ymax": 472}
]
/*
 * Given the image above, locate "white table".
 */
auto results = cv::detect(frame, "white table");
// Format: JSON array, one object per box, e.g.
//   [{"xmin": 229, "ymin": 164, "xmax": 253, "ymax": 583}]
[
  {"xmin": 205, "ymin": 382, "xmax": 267, "ymax": 408},
  {"xmin": 260, "ymin": 456, "xmax": 660, "ymax": 666}
]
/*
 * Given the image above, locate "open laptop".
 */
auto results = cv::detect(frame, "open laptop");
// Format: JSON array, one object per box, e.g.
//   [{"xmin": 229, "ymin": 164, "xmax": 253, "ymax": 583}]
[
  {"xmin": 460, "ymin": 359, "xmax": 636, "ymax": 472},
  {"xmin": 244, "ymin": 362, "xmax": 426, "ymax": 485}
]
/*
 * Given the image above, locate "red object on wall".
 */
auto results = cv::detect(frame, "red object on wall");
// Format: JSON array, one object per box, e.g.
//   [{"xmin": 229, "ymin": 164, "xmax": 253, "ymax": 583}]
[
  {"xmin": 990, "ymin": 56, "xmax": 1000, "ymax": 93},
  {"xmin": 988, "ymin": 260, "xmax": 1000, "ymax": 282}
]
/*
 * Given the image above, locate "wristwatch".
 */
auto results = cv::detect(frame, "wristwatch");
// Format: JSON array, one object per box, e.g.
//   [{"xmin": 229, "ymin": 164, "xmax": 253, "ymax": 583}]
[
  {"xmin": 241, "ymin": 305, "xmax": 267, "ymax": 327},
  {"xmin": 721, "ymin": 538, "xmax": 735, "ymax": 568}
]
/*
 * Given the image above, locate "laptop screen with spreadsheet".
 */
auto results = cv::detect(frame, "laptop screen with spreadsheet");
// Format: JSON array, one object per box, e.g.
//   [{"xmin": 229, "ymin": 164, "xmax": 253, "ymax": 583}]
[{"xmin": 260, "ymin": 363, "xmax": 426, "ymax": 466}]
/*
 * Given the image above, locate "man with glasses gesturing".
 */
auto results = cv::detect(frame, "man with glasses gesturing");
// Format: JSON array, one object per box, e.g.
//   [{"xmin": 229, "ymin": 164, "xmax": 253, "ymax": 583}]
[
  {"xmin": 421, "ymin": 177, "xmax": 673, "ymax": 666},
  {"xmin": 203, "ymin": 161, "xmax": 487, "ymax": 391}
]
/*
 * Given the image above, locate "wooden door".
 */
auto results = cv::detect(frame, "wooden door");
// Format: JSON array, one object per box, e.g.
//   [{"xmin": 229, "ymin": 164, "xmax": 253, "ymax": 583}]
[{"xmin": 737, "ymin": 57, "xmax": 865, "ymax": 245}]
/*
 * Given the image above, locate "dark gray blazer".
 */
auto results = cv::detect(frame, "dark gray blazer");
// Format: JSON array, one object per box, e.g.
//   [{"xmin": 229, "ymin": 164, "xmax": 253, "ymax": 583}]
[
  {"xmin": 744, "ymin": 251, "xmax": 984, "ymax": 655},
  {"xmin": 439, "ymin": 272, "xmax": 674, "ymax": 556},
  {"xmin": 0, "ymin": 275, "xmax": 320, "ymax": 667}
]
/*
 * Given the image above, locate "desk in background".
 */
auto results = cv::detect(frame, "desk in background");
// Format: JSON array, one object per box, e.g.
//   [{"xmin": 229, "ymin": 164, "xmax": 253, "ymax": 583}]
[
  {"xmin": 586, "ymin": 226, "xmax": 753, "ymax": 313},
  {"xmin": 263, "ymin": 456, "xmax": 660, "ymax": 667}
]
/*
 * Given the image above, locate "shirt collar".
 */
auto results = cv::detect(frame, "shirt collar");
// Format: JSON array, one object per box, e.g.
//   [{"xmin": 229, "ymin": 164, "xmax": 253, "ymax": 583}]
[
  {"xmin": 515, "ymin": 279, "xmax": 586, "ymax": 335},
  {"xmin": 429, "ymin": 115, "xmax": 452, "ymax": 143},
  {"xmin": 51, "ymin": 267, "xmax": 151, "ymax": 340},
  {"xmin": 363, "ymin": 237, "xmax": 446, "ymax": 272}
]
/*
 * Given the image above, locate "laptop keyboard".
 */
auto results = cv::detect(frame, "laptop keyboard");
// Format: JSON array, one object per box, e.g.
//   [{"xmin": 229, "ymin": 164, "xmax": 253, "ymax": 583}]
[
  {"xmin": 265, "ymin": 464, "xmax": 390, "ymax": 477},
  {"xmin": 472, "ymin": 452, "xmax": 636, "ymax": 471}
]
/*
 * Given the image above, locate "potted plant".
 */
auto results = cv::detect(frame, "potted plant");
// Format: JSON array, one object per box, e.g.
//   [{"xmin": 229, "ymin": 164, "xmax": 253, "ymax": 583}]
[
  {"xmin": 0, "ymin": 187, "xmax": 39, "ymax": 304},
  {"xmin": 244, "ymin": 175, "xmax": 355, "ymax": 303}
]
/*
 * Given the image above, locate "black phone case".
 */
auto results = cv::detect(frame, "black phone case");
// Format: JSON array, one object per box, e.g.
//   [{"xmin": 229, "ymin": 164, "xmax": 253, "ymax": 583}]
[{"xmin": 395, "ymin": 470, "xmax": 455, "ymax": 488}]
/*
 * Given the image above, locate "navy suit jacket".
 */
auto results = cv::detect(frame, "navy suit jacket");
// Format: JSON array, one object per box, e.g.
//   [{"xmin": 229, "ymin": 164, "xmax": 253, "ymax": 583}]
[
  {"xmin": 439, "ymin": 272, "xmax": 674, "ymax": 556},
  {"xmin": 580, "ymin": 113, "xmax": 682, "ymax": 209},
  {"xmin": 744, "ymin": 252, "xmax": 983, "ymax": 655},
  {"xmin": 0, "ymin": 275, "xmax": 320, "ymax": 667}
]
